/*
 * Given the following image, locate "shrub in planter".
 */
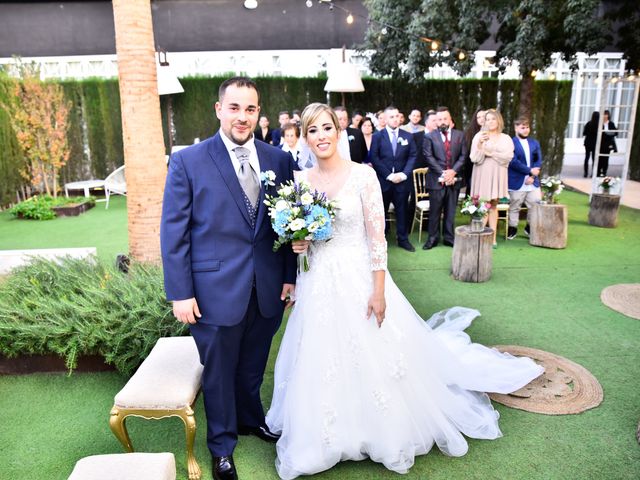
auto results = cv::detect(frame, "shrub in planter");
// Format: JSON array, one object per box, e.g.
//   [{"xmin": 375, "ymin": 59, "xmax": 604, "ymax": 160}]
[
  {"xmin": 9, "ymin": 195, "xmax": 95, "ymax": 220},
  {"xmin": 0, "ymin": 257, "xmax": 186, "ymax": 374}
]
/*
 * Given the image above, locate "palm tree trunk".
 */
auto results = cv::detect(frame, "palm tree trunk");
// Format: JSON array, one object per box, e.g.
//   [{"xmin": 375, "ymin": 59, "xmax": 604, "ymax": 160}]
[{"xmin": 112, "ymin": 0, "xmax": 166, "ymax": 263}]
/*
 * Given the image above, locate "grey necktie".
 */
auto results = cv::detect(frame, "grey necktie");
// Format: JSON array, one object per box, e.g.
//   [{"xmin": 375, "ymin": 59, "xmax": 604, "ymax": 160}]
[
  {"xmin": 234, "ymin": 146, "xmax": 259, "ymax": 206},
  {"xmin": 391, "ymin": 129, "xmax": 398, "ymax": 156}
]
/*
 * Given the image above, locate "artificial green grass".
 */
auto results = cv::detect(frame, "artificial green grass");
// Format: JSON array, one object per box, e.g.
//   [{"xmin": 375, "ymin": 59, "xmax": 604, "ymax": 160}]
[
  {"xmin": 0, "ymin": 195, "xmax": 128, "ymax": 262},
  {"xmin": 1, "ymin": 190, "xmax": 639, "ymax": 479}
]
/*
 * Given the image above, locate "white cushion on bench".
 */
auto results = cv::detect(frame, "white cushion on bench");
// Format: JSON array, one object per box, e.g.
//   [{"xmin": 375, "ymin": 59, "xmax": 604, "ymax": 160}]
[
  {"xmin": 114, "ymin": 337, "xmax": 202, "ymax": 410},
  {"xmin": 68, "ymin": 452, "xmax": 175, "ymax": 480}
]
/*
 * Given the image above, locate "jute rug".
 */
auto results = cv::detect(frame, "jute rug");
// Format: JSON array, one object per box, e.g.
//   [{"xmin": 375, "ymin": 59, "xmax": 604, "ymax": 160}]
[
  {"xmin": 601, "ymin": 284, "xmax": 640, "ymax": 320},
  {"xmin": 489, "ymin": 346, "xmax": 603, "ymax": 415}
]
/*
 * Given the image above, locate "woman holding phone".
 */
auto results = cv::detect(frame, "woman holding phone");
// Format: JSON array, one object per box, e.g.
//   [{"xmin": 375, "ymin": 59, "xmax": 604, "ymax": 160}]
[{"xmin": 469, "ymin": 109, "xmax": 514, "ymax": 247}]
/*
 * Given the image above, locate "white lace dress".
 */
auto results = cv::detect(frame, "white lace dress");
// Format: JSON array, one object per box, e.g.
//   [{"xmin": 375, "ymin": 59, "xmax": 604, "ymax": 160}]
[{"xmin": 265, "ymin": 164, "xmax": 543, "ymax": 479}]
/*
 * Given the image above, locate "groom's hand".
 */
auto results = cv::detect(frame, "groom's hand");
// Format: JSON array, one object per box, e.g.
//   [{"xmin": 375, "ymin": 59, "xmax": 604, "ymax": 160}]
[
  {"xmin": 281, "ymin": 283, "xmax": 296, "ymax": 309},
  {"xmin": 173, "ymin": 297, "xmax": 202, "ymax": 324}
]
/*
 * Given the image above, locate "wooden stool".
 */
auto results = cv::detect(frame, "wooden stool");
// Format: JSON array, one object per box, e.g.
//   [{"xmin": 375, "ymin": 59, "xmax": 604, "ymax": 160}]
[
  {"xmin": 529, "ymin": 203, "xmax": 568, "ymax": 249},
  {"xmin": 109, "ymin": 337, "xmax": 203, "ymax": 480},
  {"xmin": 451, "ymin": 225, "xmax": 493, "ymax": 283},
  {"xmin": 68, "ymin": 452, "xmax": 176, "ymax": 480},
  {"xmin": 588, "ymin": 193, "xmax": 620, "ymax": 228}
]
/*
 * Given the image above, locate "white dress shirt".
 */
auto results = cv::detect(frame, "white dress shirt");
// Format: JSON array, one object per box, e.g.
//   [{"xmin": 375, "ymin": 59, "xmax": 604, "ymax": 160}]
[
  {"xmin": 516, "ymin": 137, "xmax": 534, "ymax": 192},
  {"xmin": 384, "ymin": 126, "xmax": 407, "ymax": 182},
  {"xmin": 219, "ymin": 130, "xmax": 261, "ymax": 177}
]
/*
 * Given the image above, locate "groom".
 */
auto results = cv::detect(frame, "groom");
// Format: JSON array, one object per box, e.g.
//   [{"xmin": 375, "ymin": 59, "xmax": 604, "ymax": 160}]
[{"xmin": 160, "ymin": 77, "xmax": 297, "ymax": 480}]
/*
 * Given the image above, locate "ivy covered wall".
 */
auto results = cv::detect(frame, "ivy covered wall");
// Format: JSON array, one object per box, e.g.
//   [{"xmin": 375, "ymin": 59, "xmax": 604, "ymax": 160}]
[{"xmin": 0, "ymin": 75, "xmax": 598, "ymax": 206}]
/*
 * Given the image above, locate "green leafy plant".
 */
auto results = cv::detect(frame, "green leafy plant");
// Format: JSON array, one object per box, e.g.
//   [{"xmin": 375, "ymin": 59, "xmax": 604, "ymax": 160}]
[
  {"xmin": 0, "ymin": 257, "xmax": 186, "ymax": 374},
  {"xmin": 9, "ymin": 195, "xmax": 95, "ymax": 220}
]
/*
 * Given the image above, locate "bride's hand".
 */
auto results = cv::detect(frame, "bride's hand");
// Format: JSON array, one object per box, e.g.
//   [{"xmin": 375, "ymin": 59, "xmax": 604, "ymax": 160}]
[
  {"xmin": 367, "ymin": 293, "xmax": 386, "ymax": 328},
  {"xmin": 292, "ymin": 240, "xmax": 310, "ymax": 254}
]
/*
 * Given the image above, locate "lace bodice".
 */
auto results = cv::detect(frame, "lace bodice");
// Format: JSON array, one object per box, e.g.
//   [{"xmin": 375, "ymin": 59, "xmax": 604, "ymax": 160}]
[{"xmin": 296, "ymin": 164, "xmax": 387, "ymax": 271}]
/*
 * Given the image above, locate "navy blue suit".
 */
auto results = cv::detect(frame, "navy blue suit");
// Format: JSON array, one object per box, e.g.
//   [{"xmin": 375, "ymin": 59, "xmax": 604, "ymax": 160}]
[
  {"xmin": 508, "ymin": 136, "xmax": 542, "ymax": 190},
  {"xmin": 161, "ymin": 133, "xmax": 296, "ymax": 457},
  {"xmin": 370, "ymin": 128, "xmax": 417, "ymax": 242}
]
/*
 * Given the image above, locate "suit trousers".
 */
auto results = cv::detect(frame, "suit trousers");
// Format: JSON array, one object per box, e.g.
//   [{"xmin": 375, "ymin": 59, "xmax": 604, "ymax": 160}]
[
  {"xmin": 190, "ymin": 287, "xmax": 282, "ymax": 456},
  {"xmin": 426, "ymin": 186, "xmax": 460, "ymax": 245},
  {"xmin": 508, "ymin": 188, "xmax": 541, "ymax": 227},
  {"xmin": 382, "ymin": 186, "xmax": 410, "ymax": 242}
]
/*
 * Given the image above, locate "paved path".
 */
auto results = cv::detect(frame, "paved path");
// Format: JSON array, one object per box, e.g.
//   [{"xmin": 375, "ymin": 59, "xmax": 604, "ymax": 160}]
[{"xmin": 560, "ymin": 163, "xmax": 640, "ymax": 210}]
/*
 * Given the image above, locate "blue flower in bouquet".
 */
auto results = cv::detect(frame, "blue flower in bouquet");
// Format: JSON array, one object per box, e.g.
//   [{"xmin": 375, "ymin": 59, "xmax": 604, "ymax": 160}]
[{"xmin": 264, "ymin": 178, "xmax": 338, "ymax": 271}]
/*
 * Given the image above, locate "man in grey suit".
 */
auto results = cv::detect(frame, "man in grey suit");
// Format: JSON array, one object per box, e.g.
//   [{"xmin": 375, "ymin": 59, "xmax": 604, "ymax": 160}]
[{"xmin": 423, "ymin": 107, "xmax": 466, "ymax": 249}]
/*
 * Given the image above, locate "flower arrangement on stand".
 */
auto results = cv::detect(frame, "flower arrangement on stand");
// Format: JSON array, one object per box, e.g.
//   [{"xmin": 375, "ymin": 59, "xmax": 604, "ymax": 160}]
[
  {"xmin": 540, "ymin": 176, "xmax": 564, "ymax": 204},
  {"xmin": 460, "ymin": 195, "xmax": 491, "ymax": 232},
  {"xmin": 264, "ymin": 178, "xmax": 338, "ymax": 272},
  {"xmin": 599, "ymin": 176, "xmax": 620, "ymax": 194}
]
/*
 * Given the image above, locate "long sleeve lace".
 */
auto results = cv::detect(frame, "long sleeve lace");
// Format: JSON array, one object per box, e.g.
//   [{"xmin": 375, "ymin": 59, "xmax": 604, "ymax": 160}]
[{"xmin": 360, "ymin": 166, "xmax": 387, "ymax": 271}]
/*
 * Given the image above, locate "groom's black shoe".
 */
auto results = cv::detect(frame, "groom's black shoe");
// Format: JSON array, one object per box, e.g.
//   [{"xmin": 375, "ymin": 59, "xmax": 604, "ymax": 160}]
[
  {"xmin": 213, "ymin": 455, "xmax": 237, "ymax": 480},
  {"xmin": 397, "ymin": 240, "xmax": 415, "ymax": 252},
  {"xmin": 238, "ymin": 424, "xmax": 280, "ymax": 443}
]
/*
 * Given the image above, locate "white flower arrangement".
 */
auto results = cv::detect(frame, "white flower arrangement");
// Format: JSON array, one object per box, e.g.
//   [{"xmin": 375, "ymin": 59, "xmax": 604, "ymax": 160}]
[
  {"xmin": 540, "ymin": 176, "xmax": 564, "ymax": 204},
  {"xmin": 599, "ymin": 176, "xmax": 620, "ymax": 193}
]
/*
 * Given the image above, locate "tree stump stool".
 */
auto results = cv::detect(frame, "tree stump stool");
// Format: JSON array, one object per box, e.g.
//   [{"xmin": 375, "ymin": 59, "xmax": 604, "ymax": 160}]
[
  {"xmin": 529, "ymin": 203, "xmax": 568, "ymax": 249},
  {"xmin": 588, "ymin": 193, "xmax": 620, "ymax": 228},
  {"xmin": 451, "ymin": 225, "xmax": 493, "ymax": 283}
]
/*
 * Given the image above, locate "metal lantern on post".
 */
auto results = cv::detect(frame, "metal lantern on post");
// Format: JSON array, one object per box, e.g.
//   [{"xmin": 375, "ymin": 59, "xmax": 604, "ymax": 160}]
[{"xmin": 157, "ymin": 50, "xmax": 184, "ymax": 153}]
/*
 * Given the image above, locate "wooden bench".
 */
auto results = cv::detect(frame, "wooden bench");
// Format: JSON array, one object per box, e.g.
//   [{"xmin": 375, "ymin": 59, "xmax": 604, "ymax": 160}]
[
  {"xmin": 109, "ymin": 337, "xmax": 203, "ymax": 480},
  {"xmin": 68, "ymin": 452, "xmax": 176, "ymax": 480}
]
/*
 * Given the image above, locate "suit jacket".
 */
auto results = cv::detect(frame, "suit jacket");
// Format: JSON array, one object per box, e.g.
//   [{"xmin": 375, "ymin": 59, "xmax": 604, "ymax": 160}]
[
  {"xmin": 370, "ymin": 128, "xmax": 417, "ymax": 193},
  {"xmin": 424, "ymin": 129, "xmax": 466, "ymax": 190},
  {"xmin": 345, "ymin": 127, "xmax": 368, "ymax": 164},
  {"xmin": 254, "ymin": 127, "xmax": 273, "ymax": 144},
  {"xmin": 601, "ymin": 120, "xmax": 618, "ymax": 153},
  {"xmin": 271, "ymin": 128, "xmax": 283, "ymax": 147},
  {"xmin": 413, "ymin": 131, "xmax": 429, "ymax": 169},
  {"xmin": 160, "ymin": 133, "xmax": 297, "ymax": 327},
  {"xmin": 508, "ymin": 136, "xmax": 543, "ymax": 190}
]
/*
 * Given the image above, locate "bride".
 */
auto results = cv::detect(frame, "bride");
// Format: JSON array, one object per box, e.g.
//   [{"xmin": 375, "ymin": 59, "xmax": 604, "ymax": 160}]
[{"xmin": 265, "ymin": 103, "xmax": 543, "ymax": 479}]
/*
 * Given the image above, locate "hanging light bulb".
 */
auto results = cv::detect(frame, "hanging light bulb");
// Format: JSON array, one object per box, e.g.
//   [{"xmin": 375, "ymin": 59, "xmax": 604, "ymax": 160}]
[
  {"xmin": 381, "ymin": 27, "xmax": 388, "ymax": 35},
  {"xmin": 530, "ymin": 69, "xmax": 538, "ymax": 77},
  {"xmin": 594, "ymin": 76, "xmax": 601, "ymax": 85},
  {"xmin": 548, "ymin": 73, "xmax": 556, "ymax": 81},
  {"xmin": 306, "ymin": 0, "xmax": 313, "ymax": 7},
  {"xmin": 430, "ymin": 40, "xmax": 439, "ymax": 51},
  {"xmin": 457, "ymin": 51, "xmax": 466, "ymax": 61},
  {"xmin": 243, "ymin": 0, "xmax": 258, "ymax": 9},
  {"xmin": 346, "ymin": 13, "xmax": 354, "ymax": 24},
  {"xmin": 610, "ymin": 76, "xmax": 619, "ymax": 84},
  {"xmin": 628, "ymin": 71, "xmax": 636, "ymax": 81}
]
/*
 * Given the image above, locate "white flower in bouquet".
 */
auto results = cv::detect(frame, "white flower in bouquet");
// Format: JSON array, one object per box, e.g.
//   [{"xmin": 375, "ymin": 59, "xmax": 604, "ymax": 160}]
[
  {"xmin": 289, "ymin": 218, "xmax": 306, "ymax": 231},
  {"xmin": 300, "ymin": 192, "xmax": 314, "ymax": 205}
]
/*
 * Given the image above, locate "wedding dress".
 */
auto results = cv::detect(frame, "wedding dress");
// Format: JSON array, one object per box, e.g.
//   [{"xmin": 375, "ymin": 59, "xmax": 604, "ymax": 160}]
[{"xmin": 266, "ymin": 164, "xmax": 543, "ymax": 479}]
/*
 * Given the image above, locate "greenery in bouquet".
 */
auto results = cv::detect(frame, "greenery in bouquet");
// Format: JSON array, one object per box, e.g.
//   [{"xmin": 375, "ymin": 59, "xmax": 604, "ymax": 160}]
[
  {"xmin": 460, "ymin": 195, "xmax": 491, "ymax": 219},
  {"xmin": 540, "ymin": 176, "xmax": 564, "ymax": 204},
  {"xmin": 9, "ymin": 194, "xmax": 96, "ymax": 220},
  {"xmin": 599, "ymin": 176, "xmax": 620, "ymax": 192},
  {"xmin": 264, "ymin": 178, "xmax": 338, "ymax": 271}
]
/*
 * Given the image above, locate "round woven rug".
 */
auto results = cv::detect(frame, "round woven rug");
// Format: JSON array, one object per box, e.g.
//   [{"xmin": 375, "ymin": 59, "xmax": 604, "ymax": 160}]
[
  {"xmin": 601, "ymin": 284, "xmax": 640, "ymax": 320},
  {"xmin": 489, "ymin": 346, "xmax": 603, "ymax": 415}
]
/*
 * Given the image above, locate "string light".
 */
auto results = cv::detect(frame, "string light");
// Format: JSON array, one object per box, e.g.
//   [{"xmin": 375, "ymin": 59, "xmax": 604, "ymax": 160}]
[
  {"xmin": 610, "ymin": 76, "xmax": 619, "ymax": 84},
  {"xmin": 346, "ymin": 13, "xmax": 354, "ymax": 24},
  {"xmin": 628, "ymin": 71, "xmax": 636, "ymax": 81},
  {"xmin": 243, "ymin": 0, "xmax": 257, "ymax": 9},
  {"xmin": 594, "ymin": 76, "xmax": 601, "ymax": 85},
  {"xmin": 548, "ymin": 73, "xmax": 556, "ymax": 80},
  {"xmin": 457, "ymin": 51, "xmax": 466, "ymax": 60},
  {"xmin": 530, "ymin": 69, "xmax": 538, "ymax": 77},
  {"xmin": 430, "ymin": 40, "xmax": 439, "ymax": 51},
  {"xmin": 306, "ymin": 0, "xmax": 313, "ymax": 7},
  {"xmin": 381, "ymin": 27, "xmax": 388, "ymax": 35}
]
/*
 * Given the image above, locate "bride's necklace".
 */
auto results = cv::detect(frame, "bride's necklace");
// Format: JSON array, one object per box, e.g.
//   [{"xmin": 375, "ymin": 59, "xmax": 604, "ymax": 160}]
[{"xmin": 317, "ymin": 165, "xmax": 347, "ymax": 185}]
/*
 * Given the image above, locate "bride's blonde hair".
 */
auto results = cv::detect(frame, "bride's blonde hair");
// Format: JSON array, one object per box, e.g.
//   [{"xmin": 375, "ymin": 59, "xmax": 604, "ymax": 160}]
[{"xmin": 300, "ymin": 103, "xmax": 341, "ymax": 139}]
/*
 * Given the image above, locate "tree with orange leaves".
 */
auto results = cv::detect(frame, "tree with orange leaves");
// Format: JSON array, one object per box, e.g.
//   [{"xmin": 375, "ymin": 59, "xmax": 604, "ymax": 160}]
[{"xmin": 1, "ymin": 62, "xmax": 70, "ymax": 198}]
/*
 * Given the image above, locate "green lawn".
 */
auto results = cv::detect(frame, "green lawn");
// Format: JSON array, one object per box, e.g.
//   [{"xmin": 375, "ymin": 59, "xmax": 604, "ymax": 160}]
[{"xmin": 1, "ymin": 190, "xmax": 639, "ymax": 479}]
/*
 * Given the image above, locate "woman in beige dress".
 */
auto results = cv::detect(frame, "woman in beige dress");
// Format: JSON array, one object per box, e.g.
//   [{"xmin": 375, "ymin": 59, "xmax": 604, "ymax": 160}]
[{"xmin": 470, "ymin": 109, "xmax": 514, "ymax": 247}]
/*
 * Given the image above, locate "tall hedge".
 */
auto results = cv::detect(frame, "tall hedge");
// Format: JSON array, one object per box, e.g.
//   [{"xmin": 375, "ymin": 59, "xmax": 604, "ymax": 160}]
[{"xmin": 0, "ymin": 75, "xmax": 578, "ymax": 205}]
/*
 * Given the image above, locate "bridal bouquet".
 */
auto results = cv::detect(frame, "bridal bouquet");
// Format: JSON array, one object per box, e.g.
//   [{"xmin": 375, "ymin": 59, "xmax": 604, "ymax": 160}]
[
  {"xmin": 599, "ymin": 176, "xmax": 619, "ymax": 193},
  {"xmin": 540, "ymin": 176, "xmax": 564, "ymax": 204},
  {"xmin": 264, "ymin": 179, "xmax": 338, "ymax": 272},
  {"xmin": 460, "ymin": 195, "xmax": 491, "ymax": 219}
]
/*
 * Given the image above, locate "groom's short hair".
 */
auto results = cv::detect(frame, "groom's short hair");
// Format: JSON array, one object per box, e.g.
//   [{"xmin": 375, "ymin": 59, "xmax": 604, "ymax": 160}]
[{"xmin": 218, "ymin": 77, "xmax": 260, "ymax": 103}]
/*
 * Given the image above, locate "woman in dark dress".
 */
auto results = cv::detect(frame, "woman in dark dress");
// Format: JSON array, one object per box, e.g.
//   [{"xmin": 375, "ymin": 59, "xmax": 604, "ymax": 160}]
[{"xmin": 254, "ymin": 115, "xmax": 274, "ymax": 144}]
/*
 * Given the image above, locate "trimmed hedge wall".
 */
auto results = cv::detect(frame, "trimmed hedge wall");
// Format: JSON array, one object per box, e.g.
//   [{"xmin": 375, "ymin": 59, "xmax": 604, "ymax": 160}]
[{"xmin": 2, "ymin": 75, "xmax": 605, "ymax": 206}]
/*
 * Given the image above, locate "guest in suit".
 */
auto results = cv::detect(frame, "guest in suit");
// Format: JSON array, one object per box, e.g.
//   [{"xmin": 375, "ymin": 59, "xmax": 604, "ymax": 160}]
[
  {"xmin": 401, "ymin": 109, "xmax": 425, "ymax": 134},
  {"xmin": 582, "ymin": 111, "xmax": 599, "ymax": 177},
  {"xmin": 254, "ymin": 115, "xmax": 273, "ymax": 144},
  {"xmin": 335, "ymin": 106, "xmax": 369, "ymax": 164},
  {"xmin": 413, "ymin": 110, "xmax": 437, "ymax": 169},
  {"xmin": 598, "ymin": 109, "xmax": 618, "ymax": 177},
  {"xmin": 280, "ymin": 122, "xmax": 314, "ymax": 170},
  {"xmin": 160, "ymin": 77, "xmax": 297, "ymax": 480},
  {"xmin": 470, "ymin": 109, "xmax": 514, "ymax": 247},
  {"xmin": 271, "ymin": 110, "xmax": 291, "ymax": 147},
  {"xmin": 507, "ymin": 117, "xmax": 542, "ymax": 240},
  {"xmin": 370, "ymin": 105, "xmax": 417, "ymax": 252},
  {"xmin": 422, "ymin": 107, "xmax": 466, "ymax": 250}
]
